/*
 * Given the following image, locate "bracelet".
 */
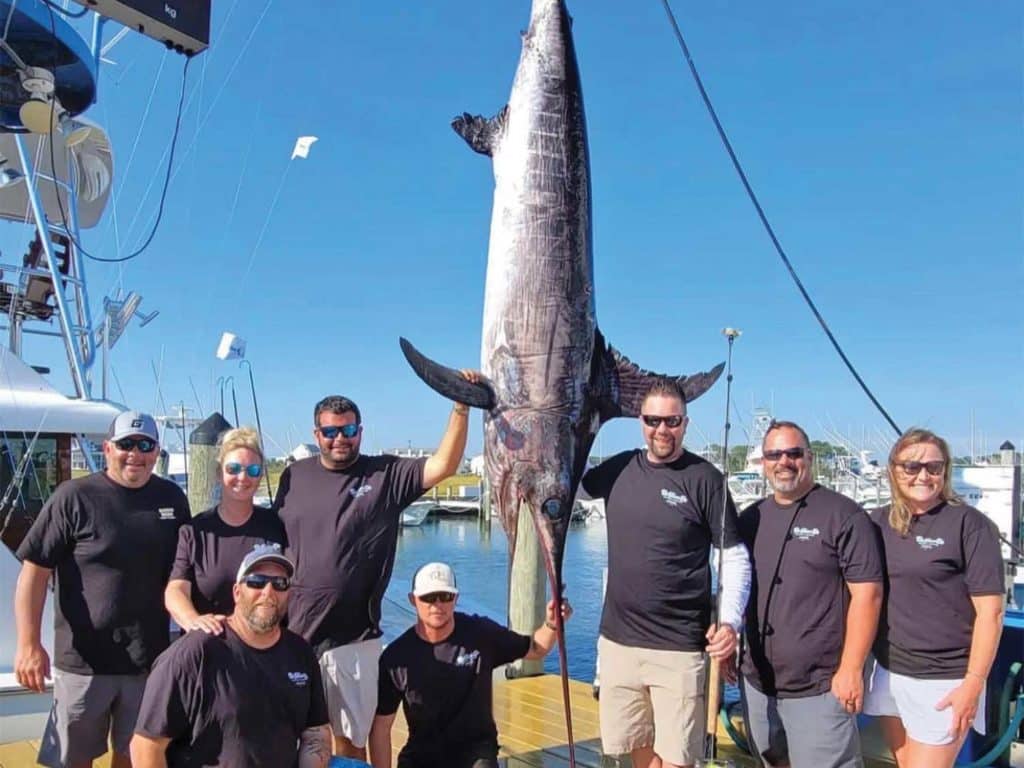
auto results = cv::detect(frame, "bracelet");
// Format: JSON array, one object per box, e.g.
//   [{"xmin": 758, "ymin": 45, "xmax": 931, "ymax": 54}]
[
  {"xmin": 544, "ymin": 620, "xmax": 557, "ymax": 631},
  {"xmin": 965, "ymin": 670, "xmax": 986, "ymax": 683},
  {"xmin": 453, "ymin": 404, "xmax": 470, "ymax": 416}
]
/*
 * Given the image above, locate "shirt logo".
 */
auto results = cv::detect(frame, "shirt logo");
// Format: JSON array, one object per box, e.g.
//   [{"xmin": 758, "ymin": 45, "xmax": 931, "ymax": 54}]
[
  {"xmin": 349, "ymin": 484, "xmax": 372, "ymax": 499},
  {"xmin": 455, "ymin": 650, "xmax": 480, "ymax": 667},
  {"xmin": 915, "ymin": 535, "xmax": 945, "ymax": 551},
  {"xmin": 287, "ymin": 671, "xmax": 309, "ymax": 686},
  {"xmin": 158, "ymin": 508, "xmax": 176, "ymax": 520},
  {"xmin": 660, "ymin": 489, "xmax": 688, "ymax": 507},
  {"xmin": 792, "ymin": 526, "xmax": 820, "ymax": 541}
]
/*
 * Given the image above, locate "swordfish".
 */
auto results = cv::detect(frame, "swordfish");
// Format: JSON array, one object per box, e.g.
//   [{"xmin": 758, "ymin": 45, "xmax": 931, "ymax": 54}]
[{"xmin": 400, "ymin": 0, "xmax": 723, "ymax": 758}]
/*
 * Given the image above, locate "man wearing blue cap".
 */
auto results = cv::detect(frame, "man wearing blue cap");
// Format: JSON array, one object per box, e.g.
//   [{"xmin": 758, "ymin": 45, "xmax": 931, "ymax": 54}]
[{"xmin": 14, "ymin": 410, "xmax": 191, "ymax": 768}]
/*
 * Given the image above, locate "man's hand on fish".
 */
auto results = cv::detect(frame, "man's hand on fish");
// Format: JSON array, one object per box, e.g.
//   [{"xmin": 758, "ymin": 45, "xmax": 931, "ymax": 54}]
[
  {"xmin": 544, "ymin": 598, "xmax": 573, "ymax": 629},
  {"xmin": 705, "ymin": 622, "xmax": 738, "ymax": 659}
]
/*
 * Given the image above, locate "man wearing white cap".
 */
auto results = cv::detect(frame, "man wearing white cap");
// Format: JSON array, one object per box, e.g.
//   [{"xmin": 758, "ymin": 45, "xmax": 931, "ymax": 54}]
[
  {"xmin": 131, "ymin": 544, "xmax": 332, "ymax": 767},
  {"xmin": 14, "ymin": 410, "xmax": 190, "ymax": 768},
  {"xmin": 368, "ymin": 561, "xmax": 572, "ymax": 768}
]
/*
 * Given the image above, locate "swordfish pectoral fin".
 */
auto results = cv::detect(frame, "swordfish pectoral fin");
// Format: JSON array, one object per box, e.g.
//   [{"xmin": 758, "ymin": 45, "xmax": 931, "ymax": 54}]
[
  {"xmin": 451, "ymin": 106, "xmax": 509, "ymax": 157},
  {"xmin": 590, "ymin": 329, "xmax": 725, "ymax": 420},
  {"xmin": 398, "ymin": 337, "xmax": 497, "ymax": 410}
]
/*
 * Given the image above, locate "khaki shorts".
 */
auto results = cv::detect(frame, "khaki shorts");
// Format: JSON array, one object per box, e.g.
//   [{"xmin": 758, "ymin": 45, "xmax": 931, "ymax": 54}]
[
  {"xmin": 597, "ymin": 635, "xmax": 706, "ymax": 765},
  {"xmin": 37, "ymin": 669, "xmax": 148, "ymax": 768},
  {"xmin": 319, "ymin": 637, "xmax": 383, "ymax": 748}
]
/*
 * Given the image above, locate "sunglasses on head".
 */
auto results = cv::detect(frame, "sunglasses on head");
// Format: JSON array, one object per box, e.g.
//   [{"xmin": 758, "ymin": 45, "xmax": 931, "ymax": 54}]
[
  {"xmin": 242, "ymin": 573, "xmax": 290, "ymax": 591},
  {"xmin": 418, "ymin": 592, "xmax": 455, "ymax": 604},
  {"xmin": 318, "ymin": 424, "xmax": 359, "ymax": 440},
  {"xmin": 763, "ymin": 447, "xmax": 807, "ymax": 461},
  {"xmin": 113, "ymin": 437, "xmax": 157, "ymax": 453},
  {"xmin": 641, "ymin": 415, "xmax": 684, "ymax": 428},
  {"xmin": 894, "ymin": 460, "xmax": 945, "ymax": 477},
  {"xmin": 225, "ymin": 462, "xmax": 263, "ymax": 478}
]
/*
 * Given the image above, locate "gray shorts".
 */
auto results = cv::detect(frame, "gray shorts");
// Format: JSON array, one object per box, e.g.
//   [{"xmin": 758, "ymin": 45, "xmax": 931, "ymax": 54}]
[
  {"xmin": 741, "ymin": 677, "xmax": 863, "ymax": 768},
  {"xmin": 37, "ymin": 669, "xmax": 148, "ymax": 768}
]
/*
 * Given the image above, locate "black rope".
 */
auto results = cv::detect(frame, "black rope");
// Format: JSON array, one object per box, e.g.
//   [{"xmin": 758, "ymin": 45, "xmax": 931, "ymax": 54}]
[
  {"xmin": 42, "ymin": 0, "xmax": 89, "ymax": 18},
  {"xmin": 45, "ymin": 3, "xmax": 192, "ymax": 263},
  {"xmin": 657, "ymin": 0, "xmax": 902, "ymax": 437}
]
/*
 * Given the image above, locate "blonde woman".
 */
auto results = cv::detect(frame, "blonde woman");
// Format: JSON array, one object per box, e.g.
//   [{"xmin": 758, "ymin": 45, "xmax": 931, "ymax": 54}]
[
  {"xmin": 165, "ymin": 427, "xmax": 286, "ymax": 635},
  {"xmin": 864, "ymin": 428, "xmax": 1005, "ymax": 767}
]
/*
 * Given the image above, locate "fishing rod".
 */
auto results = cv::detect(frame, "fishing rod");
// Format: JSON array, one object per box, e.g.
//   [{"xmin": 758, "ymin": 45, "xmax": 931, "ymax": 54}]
[
  {"xmin": 240, "ymin": 360, "xmax": 273, "ymax": 499},
  {"xmin": 704, "ymin": 327, "xmax": 741, "ymax": 767}
]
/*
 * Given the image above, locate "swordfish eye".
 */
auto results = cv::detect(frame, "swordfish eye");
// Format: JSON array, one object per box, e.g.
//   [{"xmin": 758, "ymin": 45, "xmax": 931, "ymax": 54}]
[{"xmin": 542, "ymin": 498, "xmax": 565, "ymax": 521}]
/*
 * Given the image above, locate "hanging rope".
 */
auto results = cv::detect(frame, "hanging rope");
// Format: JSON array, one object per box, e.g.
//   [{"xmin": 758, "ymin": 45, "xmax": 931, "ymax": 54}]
[{"xmin": 657, "ymin": 0, "xmax": 902, "ymax": 436}]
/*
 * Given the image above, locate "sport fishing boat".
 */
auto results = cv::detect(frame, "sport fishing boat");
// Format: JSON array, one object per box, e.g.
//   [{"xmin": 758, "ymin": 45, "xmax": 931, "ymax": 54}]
[{"xmin": 0, "ymin": 0, "xmax": 208, "ymax": 742}]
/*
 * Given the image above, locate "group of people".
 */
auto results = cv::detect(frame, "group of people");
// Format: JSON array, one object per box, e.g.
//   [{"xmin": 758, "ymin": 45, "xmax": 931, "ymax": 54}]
[
  {"xmin": 11, "ymin": 378, "xmax": 1006, "ymax": 768},
  {"xmin": 583, "ymin": 386, "xmax": 1004, "ymax": 768}
]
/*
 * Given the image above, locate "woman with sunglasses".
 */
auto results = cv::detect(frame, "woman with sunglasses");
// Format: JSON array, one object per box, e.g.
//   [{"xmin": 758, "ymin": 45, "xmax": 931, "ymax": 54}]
[
  {"xmin": 165, "ymin": 427, "xmax": 286, "ymax": 635},
  {"xmin": 864, "ymin": 428, "xmax": 1005, "ymax": 768}
]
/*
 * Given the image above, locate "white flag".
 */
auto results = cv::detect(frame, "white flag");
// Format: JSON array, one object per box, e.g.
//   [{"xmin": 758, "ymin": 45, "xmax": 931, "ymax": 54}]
[
  {"xmin": 216, "ymin": 332, "xmax": 246, "ymax": 360},
  {"xmin": 291, "ymin": 136, "xmax": 318, "ymax": 160}
]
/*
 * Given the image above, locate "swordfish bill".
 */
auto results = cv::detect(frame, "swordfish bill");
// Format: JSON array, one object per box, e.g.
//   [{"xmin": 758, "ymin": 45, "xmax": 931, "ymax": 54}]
[{"xmin": 399, "ymin": 1, "xmax": 724, "ymax": 760}]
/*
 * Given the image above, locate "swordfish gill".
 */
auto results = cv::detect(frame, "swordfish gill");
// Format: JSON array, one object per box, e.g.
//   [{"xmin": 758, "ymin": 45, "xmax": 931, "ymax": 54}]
[{"xmin": 399, "ymin": 0, "xmax": 724, "ymax": 758}]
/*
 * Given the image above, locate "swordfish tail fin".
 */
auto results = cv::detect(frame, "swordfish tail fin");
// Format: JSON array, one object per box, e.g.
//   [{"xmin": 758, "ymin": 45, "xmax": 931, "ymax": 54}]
[{"xmin": 452, "ymin": 107, "xmax": 509, "ymax": 157}]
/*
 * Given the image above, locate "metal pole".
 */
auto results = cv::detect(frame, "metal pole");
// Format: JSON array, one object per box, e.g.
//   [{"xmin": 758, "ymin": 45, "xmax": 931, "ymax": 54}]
[
  {"xmin": 14, "ymin": 135, "xmax": 89, "ymax": 398},
  {"xmin": 705, "ymin": 327, "xmax": 741, "ymax": 762},
  {"xmin": 240, "ymin": 361, "xmax": 273, "ymax": 499}
]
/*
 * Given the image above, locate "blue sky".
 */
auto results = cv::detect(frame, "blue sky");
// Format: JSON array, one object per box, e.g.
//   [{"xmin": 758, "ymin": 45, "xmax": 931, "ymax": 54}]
[{"xmin": 8, "ymin": 0, "xmax": 1022, "ymax": 460}]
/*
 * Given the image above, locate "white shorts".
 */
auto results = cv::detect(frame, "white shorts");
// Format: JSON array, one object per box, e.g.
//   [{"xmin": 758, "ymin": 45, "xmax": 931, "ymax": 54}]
[
  {"xmin": 863, "ymin": 662, "xmax": 986, "ymax": 746},
  {"xmin": 319, "ymin": 637, "xmax": 383, "ymax": 748}
]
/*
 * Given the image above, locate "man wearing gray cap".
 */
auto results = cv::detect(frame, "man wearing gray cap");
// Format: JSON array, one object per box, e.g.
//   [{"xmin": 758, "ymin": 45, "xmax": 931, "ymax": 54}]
[
  {"xmin": 131, "ymin": 544, "xmax": 331, "ymax": 768},
  {"xmin": 369, "ymin": 562, "xmax": 572, "ymax": 768},
  {"xmin": 14, "ymin": 410, "xmax": 191, "ymax": 768}
]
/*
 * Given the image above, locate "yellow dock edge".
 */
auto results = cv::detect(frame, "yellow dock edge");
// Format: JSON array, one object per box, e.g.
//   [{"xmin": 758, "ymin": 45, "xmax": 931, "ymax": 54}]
[{"xmin": 0, "ymin": 674, "xmax": 895, "ymax": 767}]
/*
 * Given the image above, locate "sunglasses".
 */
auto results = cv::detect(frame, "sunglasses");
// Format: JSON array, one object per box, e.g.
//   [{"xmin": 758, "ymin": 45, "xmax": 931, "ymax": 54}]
[
  {"xmin": 113, "ymin": 437, "xmax": 157, "ymax": 453},
  {"xmin": 418, "ymin": 592, "xmax": 455, "ymax": 604},
  {"xmin": 318, "ymin": 424, "xmax": 359, "ymax": 440},
  {"xmin": 763, "ymin": 447, "xmax": 807, "ymax": 461},
  {"xmin": 641, "ymin": 415, "xmax": 685, "ymax": 428},
  {"xmin": 242, "ymin": 574, "xmax": 290, "ymax": 592},
  {"xmin": 894, "ymin": 460, "xmax": 945, "ymax": 477},
  {"xmin": 225, "ymin": 462, "xmax": 263, "ymax": 478}
]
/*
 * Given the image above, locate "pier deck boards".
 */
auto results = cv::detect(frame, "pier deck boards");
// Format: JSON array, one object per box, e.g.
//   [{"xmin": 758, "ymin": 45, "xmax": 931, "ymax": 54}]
[{"xmin": 0, "ymin": 675, "xmax": 895, "ymax": 767}]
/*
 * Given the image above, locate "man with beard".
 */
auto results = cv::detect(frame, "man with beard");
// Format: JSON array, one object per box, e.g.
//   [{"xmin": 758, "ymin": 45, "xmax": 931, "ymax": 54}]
[
  {"xmin": 274, "ymin": 379, "xmax": 478, "ymax": 761},
  {"xmin": 130, "ymin": 544, "xmax": 331, "ymax": 767},
  {"xmin": 368, "ymin": 562, "xmax": 572, "ymax": 768},
  {"xmin": 15, "ymin": 410, "xmax": 190, "ymax": 768},
  {"xmin": 737, "ymin": 421, "xmax": 884, "ymax": 768},
  {"xmin": 581, "ymin": 381, "xmax": 751, "ymax": 768}
]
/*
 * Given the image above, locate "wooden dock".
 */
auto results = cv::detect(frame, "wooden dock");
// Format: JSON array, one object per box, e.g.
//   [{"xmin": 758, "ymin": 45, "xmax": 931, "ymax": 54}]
[{"xmin": 0, "ymin": 674, "xmax": 895, "ymax": 767}]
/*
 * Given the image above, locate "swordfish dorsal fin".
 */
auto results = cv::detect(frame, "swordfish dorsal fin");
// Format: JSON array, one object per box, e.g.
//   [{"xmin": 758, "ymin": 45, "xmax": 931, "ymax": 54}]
[
  {"xmin": 452, "ymin": 106, "xmax": 509, "ymax": 157},
  {"xmin": 399, "ymin": 337, "xmax": 497, "ymax": 410},
  {"xmin": 591, "ymin": 329, "xmax": 725, "ymax": 421}
]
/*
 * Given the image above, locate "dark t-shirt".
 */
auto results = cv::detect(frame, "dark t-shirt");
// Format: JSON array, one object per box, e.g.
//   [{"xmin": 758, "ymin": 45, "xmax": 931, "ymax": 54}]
[
  {"xmin": 869, "ymin": 502, "xmax": 1005, "ymax": 679},
  {"xmin": 170, "ymin": 505, "xmax": 286, "ymax": 616},
  {"xmin": 274, "ymin": 454, "xmax": 426, "ymax": 653},
  {"xmin": 738, "ymin": 485, "xmax": 884, "ymax": 698},
  {"xmin": 135, "ymin": 625, "xmax": 328, "ymax": 767},
  {"xmin": 581, "ymin": 449, "xmax": 741, "ymax": 651},
  {"xmin": 377, "ymin": 613, "xmax": 531, "ymax": 760},
  {"xmin": 16, "ymin": 472, "xmax": 190, "ymax": 674}
]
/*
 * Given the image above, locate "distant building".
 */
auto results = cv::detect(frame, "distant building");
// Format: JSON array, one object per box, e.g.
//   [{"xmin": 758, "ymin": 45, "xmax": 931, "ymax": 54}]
[
  {"xmin": 469, "ymin": 455, "xmax": 485, "ymax": 477},
  {"xmin": 288, "ymin": 443, "xmax": 320, "ymax": 462},
  {"xmin": 385, "ymin": 446, "xmax": 434, "ymax": 459},
  {"xmin": 70, "ymin": 440, "xmax": 103, "ymax": 471}
]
